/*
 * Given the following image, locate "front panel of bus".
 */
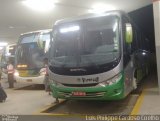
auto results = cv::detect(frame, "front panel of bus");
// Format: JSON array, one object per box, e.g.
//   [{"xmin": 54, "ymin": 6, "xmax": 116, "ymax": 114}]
[
  {"xmin": 49, "ymin": 14, "xmax": 125, "ymax": 100},
  {"xmin": 15, "ymin": 32, "xmax": 50, "ymax": 83}
]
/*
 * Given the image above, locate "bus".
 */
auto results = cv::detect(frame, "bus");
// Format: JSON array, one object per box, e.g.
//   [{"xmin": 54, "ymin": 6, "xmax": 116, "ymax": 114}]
[
  {"xmin": 14, "ymin": 30, "xmax": 51, "ymax": 84},
  {"xmin": 0, "ymin": 44, "xmax": 16, "ymax": 79},
  {"xmin": 49, "ymin": 10, "xmax": 150, "ymax": 100}
]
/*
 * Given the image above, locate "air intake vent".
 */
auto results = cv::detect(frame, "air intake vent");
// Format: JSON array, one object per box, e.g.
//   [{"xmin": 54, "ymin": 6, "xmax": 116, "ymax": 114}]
[{"xmin": 62, "ymin": 83, "xmax": 98, "ymax": 87}]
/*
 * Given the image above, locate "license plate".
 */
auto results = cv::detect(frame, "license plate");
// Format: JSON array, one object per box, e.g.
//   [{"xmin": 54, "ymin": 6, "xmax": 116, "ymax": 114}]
[
  {"xmin": 72, "ymin": 91, "xmax": 86, "ymax": 96},
  {"xmin": 26, "ymin": 79, "xmax": 32, "ymax": 82},
  {"xmin": 19, "ymin": 70, "xmax": 28, "ymax": 76}
]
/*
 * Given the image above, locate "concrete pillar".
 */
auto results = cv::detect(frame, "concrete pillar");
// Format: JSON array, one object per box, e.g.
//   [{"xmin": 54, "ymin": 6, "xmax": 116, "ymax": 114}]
[{"xmin": 153, "ymin": 0, "xmax": 160, "ymax": 92}]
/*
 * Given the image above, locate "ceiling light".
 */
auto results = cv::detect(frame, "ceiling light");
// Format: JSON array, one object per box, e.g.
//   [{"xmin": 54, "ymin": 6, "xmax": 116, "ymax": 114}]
[
  {"xmin": 9, "ymin": 26, "xmax": 14, "ymax": 29},
  {"xmin": 0, "ymin": 47, "xmax": 3, "ymax": 50},
  {"xmin": 89, "ymin": 3, "xmax": 116, "ymax": 14},
  {"xmin": 23, "ymin": 0, "xmax": 57, "ymax": 12},
  {"xmin": 0, "ymin": 42, "xmax": 8, "ymax": 46}
]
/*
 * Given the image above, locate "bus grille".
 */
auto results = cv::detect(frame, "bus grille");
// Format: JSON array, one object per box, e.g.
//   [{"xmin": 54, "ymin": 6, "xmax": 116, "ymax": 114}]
[
  {"xmin": 18, "ymin": 70, "xmax": 40, "ymax": 77},
  {"xmin": 62, "ymin": 83, "xmax": 98, "ymax": 87},
  {"xmin": 58, "ymin": 91, "xmax": 105, "ymax": 98}
]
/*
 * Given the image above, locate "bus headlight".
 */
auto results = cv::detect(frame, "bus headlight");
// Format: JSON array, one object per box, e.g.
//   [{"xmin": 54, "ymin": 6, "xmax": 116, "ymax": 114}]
[
  {"xmin": 39, "ymin": 68, "xmax": 46, "ymax": 76},
  {"xmin": 99, "ymin": 73, "xmax": 122, "ymax": 87},
  {"xmin": 14, "ymin": 71, "xmax": 19, "ymax": 76},
  {"xmin": 51, "ymin": 79, "xmax": 61, "ymax": 86}
]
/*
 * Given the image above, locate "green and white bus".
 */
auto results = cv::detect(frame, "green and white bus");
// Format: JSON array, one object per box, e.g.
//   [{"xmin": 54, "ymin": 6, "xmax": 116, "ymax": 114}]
[
  {"xmin": 49, "ymin": 11, "xmax": 150, "ymax": 100},
  {"xmin": 15, "ymin": 30, "xmax": 51, "ymax": 84}
]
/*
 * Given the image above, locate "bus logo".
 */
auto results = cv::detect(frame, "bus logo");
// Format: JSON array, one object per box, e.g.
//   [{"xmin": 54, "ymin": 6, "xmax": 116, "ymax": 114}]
[
  {"xmin": 77, "ymin": 77, "xmax": 99, "ymax": 83},
  {"xmin": 70, "ymin": 68, "xmax": 86, "ymax": 72}
]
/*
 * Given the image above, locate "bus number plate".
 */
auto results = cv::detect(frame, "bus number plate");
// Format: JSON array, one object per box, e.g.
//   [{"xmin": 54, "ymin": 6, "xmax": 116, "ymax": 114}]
[{"xmin": 72, "ymin": 92, "xmax": 86, "ymax": 96}]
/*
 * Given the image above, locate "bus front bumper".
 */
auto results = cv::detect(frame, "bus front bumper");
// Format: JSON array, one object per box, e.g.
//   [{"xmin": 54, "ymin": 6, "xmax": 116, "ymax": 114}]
[
  {"xmin": 50, "ymin": 77, "xmax": 125, "ymax": 100},
  {"xmin": 15, "ymin": 75, "xmax": 45, "ymax": 84}
]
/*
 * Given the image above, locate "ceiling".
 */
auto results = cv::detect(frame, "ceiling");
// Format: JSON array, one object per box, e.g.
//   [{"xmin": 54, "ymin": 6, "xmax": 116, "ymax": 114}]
[{"xmin": 0, "ymin": 0, "xmax": 152, "ymax": 44}]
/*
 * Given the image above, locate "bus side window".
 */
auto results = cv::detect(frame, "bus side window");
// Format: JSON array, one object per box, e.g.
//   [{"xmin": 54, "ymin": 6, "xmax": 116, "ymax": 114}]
[{"xmin": 136, "ymin": 30, "xmax": 142, "ymax": 50}]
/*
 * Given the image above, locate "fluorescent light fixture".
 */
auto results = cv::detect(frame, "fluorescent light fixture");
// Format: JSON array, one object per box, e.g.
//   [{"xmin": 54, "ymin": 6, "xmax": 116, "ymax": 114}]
[
  {"xmin": 0, "ymin": 42, "xmax": 8, "ymax": 46},
  {"xmin": 9, "ymin": 47, "xmax": 14, "ymax": 50},
  {"xmin": 23, "ymin": 0, "xmax": 57, "ymax": 12},
  {"xmin": 0, "ymin": 47, "xmax": 3, "ymax": 50},
  {"xmin": 9, "ymin": 26, "xmax": 14, "ymax": 29},
  {"xmin": 89, "ymin": 3, "xmax": 116, "ymax": 14},
  {"xmin": 60, "ymin": 26, "xmax": 80, "ymax": 33}
]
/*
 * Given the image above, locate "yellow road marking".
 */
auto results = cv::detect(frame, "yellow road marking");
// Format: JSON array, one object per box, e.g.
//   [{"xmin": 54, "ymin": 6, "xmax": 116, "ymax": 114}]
[
  {"xmin": 130, "ymin": 90, "xmax": 146, "ymax": 115},
  {"xmin": 33, "ymin": 91, "xmax": 145, "ymax": 116},
  {"xmin": 33, "ymin": 99, "xmax": 87, "ymax": 118},
  {"xmin": 32, "ymin": 99, "xmax": 66, "ymax": 115},
  {"xmin": 33, "ymin": 113, "xmax": 86, "ymax": 118}
]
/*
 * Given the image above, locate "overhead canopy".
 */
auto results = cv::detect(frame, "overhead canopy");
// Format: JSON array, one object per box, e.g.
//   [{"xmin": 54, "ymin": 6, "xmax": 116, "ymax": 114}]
[{"xmin": 0, "ymin": 0, "xmax": 152, "ymax": 43}]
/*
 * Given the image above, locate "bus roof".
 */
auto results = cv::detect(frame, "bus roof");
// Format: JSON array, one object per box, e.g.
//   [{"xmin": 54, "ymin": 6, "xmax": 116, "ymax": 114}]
[
  {"xmin": 54, "ymin": 10, "xmax": 126, "ymax": 26},
  {"xmin": 20, "ymin": 29, "xmax": 52, "ymax": 36}
]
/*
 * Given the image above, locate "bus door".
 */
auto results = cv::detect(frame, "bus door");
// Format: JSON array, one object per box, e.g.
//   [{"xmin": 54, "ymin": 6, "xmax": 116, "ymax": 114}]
[{"xmin": 123, "ymin": 18, "xmax": 135, "ymax": 96}]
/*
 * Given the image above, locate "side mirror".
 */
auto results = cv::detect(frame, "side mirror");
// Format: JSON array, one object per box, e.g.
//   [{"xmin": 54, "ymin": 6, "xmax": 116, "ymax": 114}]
[{"xmin": 125, "ymin": 23, "xmax": 133, "ymax": 44}]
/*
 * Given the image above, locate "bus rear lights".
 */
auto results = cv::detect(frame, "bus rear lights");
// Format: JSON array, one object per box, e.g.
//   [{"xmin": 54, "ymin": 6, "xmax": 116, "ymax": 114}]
[
  {"xmin": 17, "ymin": 64, "xmax": 28, "ymax": 68},
  {"xmin": 99, "ymin": 73, "xmax": 122, "ymax": 86}
]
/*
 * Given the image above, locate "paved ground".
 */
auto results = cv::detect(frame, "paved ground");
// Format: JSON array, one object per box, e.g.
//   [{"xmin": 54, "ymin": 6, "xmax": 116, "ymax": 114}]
[
  {"xmin": 0, "ymin": 74, "xmax": 158, "ymax": 121},
  {"xmin": 0, "ymin": 77, "xmax": 139, "ymax": 116},
  {"xmin": 138, "ymin": 73, "xmax": 160, "ymax": 115},
  {"xmin": 44, "ymin": 94, "xmax": 138, "ymax": 115},
  {"xmin": 0, "ymin": 78, "xmax": 55, "ymax": 115}
]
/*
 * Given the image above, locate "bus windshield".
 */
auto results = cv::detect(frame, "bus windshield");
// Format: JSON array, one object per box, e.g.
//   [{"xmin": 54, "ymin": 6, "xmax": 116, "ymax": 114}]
[
  {"xmin": 16, "ymin": 32, "xmax": 50, "ymax": 69},
  {"xmin": 50, "ymin": 15, "xmax": 120, "ymax": 68}
]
